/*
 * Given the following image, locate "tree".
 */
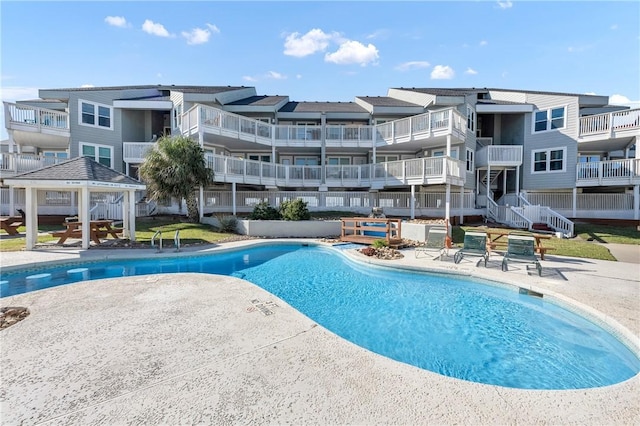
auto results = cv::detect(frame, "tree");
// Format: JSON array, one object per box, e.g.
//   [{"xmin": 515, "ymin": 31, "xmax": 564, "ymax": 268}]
[{"xmin": 139, "ymin": 135, "xmax": 214, "ymax": 222}]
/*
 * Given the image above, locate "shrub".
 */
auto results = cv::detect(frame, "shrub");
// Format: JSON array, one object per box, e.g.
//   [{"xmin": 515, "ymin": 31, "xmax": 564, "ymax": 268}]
[
  {"xmin": 249, "ymin": 201, "xmax": 281, "ymax": 220},
  {"xmin": 217, "ymin": 215, "xmax": 238, "ymax": 233},
  {"xmin": 279, "ymin": 199, "xmax": 311, "ymax": 221},
  {"xmin": 372, "ymin": 239, "xmax": 388, "ymax": 249}
]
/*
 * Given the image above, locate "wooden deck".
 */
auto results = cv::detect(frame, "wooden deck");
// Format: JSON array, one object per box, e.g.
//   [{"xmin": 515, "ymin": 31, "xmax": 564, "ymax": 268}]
[{"xmin": 340, "ymin": 217, "xmax": 403, "ymax": 248}]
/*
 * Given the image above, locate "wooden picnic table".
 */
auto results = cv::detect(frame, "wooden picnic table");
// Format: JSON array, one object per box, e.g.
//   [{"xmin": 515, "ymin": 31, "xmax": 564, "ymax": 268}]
[
  {"xmin": 485, "ymin": 231, "xmax": 554, "ymax": 260},
  {"xmin": 0, "ymin": 215, "xmax": 24, "ymax": 236},
  {"xmin": 52, "ymin": 220, "xmax": 122, "ymax": 245}
]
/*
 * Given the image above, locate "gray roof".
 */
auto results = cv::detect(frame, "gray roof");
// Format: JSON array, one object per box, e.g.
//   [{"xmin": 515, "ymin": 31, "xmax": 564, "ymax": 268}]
[
  {"xmin": 226, "ymin": 95, "xmax": 289, "ymax": 106},
  {"xmin": 355, "ymin": 96, "xmax": 421, "ymax": 107},
  {"xmin": 477, "ymin": 99, "xmax": 535, "ymax": 106},
  {"xmin": 279, "ymin": 101, "xmax": 368, "ymax": 113},
  {"xmin": 8, "ymin": 157, "xmax": 144, "ymax": 186},
  {"xmin": 395, "ymin": 87, "xmax": 601, "ymax": 98},
  {"xmin": 41, "ymin": 85, "xmax": 251, "ymax": 94}
]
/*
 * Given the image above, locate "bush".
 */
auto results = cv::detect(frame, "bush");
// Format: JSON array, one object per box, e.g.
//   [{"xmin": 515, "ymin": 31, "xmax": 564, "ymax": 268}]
[
  {"xmin": 372, "ymin": 239, "xmax": 388, "ymax": 249},
  {"xmin": 279, "ymin": 199, "xmax": 310, "ymax": 221},
  {"xmin": 249, "ymin": 201, "xmax": 281, "ymax": 220},
  {"xmin": 217, "ymin": 215, "xmax": 238, "ymax": 233}
]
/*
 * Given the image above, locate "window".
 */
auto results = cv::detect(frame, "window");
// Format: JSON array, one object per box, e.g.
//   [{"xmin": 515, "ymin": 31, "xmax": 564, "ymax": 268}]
[
  {"xmin": 80, "ymin": 142, "xmax": 113, "ymax": 167},
  {"xmin": 466, "ymin": 105, "xmax": 475, "ymax": 132},
  {"xmin": 327, "ymin": 157, "xmax": 351, "ymax": 165},
  {"xmin": 431, "ymin": 148, "xmax": 458, "ymax": 159},
  {"xmin": 466, "ymin": 148, "xmax": 474, "ymax": 172},
  {"xmin": 294, "ymin": 157, "xmax": 319, "ymax": 166},
  {"xmin": 531, "ymin": 147, "xmax": 566, "ymax": 173},
  {"xmin": 375, "ymin": 155, "xmax": 398, "ymax": 163},
  {"xmin": 532, "ymin": 106, "xmax": 566, "ymax": 133},
  {"xmin": 173, "ymin": 103, "xmax": 183, "ymax": 129},
  {"xmin": 78, "ymin": 100, "xmax": 113, "ymax": 129},
  {"xmin": 248, "ymin": 154, "xmax": 271, "ymax": 162}
]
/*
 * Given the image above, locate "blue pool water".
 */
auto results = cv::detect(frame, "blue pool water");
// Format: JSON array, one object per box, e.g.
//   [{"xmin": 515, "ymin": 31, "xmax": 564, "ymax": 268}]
[{"xmin": 1, "ymin": 244, "xmax": 638, "ymax": 389}]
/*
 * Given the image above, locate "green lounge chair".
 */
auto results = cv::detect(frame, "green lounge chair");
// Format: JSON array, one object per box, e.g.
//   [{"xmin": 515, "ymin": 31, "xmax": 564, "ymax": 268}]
[
  {"xmin": 501, "ymin": 234, "xmax": 542, "ymax": 276},
  {"xmin": 454, "ymin": 231, "xmax": 489, "ymax": 266},
  {"xmin": 415, "ymin": 226, "xmax": 447, "ymax": 260}
]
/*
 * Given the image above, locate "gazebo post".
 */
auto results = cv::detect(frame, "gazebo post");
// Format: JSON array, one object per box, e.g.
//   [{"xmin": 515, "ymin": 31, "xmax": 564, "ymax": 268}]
[
  {"xmin": 80, "ymin": 187, "xmax": 90, "ymax": 250},
  {"xmin": 128, "ymin": 190, "xmax": 136, "ymax": 241},
  {"xmin": 25, "ymin": 187, "xmax": 38, "ymax": 250}
]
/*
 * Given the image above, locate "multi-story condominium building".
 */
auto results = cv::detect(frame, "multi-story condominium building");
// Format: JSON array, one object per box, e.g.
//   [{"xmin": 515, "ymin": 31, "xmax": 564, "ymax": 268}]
[{"xmin": 2, "ymin": 85, "xmax": 639, "ymax": 237}]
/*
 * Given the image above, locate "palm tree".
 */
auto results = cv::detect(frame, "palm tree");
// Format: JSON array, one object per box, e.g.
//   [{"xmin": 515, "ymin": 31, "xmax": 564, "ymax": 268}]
[{"xmin": 139, "ymin": 135, "xmax": 214, "ymax": 222}]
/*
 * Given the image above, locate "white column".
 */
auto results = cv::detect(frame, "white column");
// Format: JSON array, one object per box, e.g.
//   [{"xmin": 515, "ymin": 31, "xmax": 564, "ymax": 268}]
[
  {"xmin": 515, "ymin": 165, "xmax": 520, "ymax": 199},
  {"xmin": 459, "ymin": 185, "xmax": 464, "ymax": 224},
  {"xmin": 232, "ymin": 182, "xmax": 237, "ymax": 216},
  {"xmin": 122, "ymin": 191, "xmax": 130, "ymax": 238},
  {"xmin": 572, "ymin": 187, "xmax": 577, "ymax": 218},
  {"xmin": 445, "ymin": 183, "xmax": 451, "ymax": 226},
  {"xmin": 410, "ymin": 185, "xmax": 415, "ymax": 219},
  {"xmin": 80, "ymin": 187, "xmax": 90, "ymax": 250},
  {"xmin": 503, "ymin": 169, "xmax": 507, "ymax": 199},
  {"xmin": 9, "ymin": 186, "xmax": 15, "ymax": 215},
  {"xmin": 634, "ymin": 185, "xmax": 639, "ymax": 220},
  {"xmin": 446, "ymin": 135, "xmax": 451, "ymax": 156},
  {"xmin": 128, "ymin": 190, "xmax": 137, "ymax": 241},
  {"xmin": 25, "ymin": 187, "xmax": 37, "ymax": 250}
]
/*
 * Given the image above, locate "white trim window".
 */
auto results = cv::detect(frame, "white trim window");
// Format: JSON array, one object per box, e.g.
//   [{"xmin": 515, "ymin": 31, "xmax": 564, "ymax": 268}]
[
  {"xmin": 78, "ymin": 100, "xmax": 113, "ymax": 130},
  {"xmin": 173, "ymin": 103, "xmax": 183, "ymax": 130},
  {"xmin": 431, "ymin": 147, "xmax": 459, "ymax": 159},
  {"xmin": 531, "ymin": 147, "xmax": 566, "ymax": 173},
  {"xmin": 466, "ymin": 105, "xmax": 475, "ymax": 132},
  {"xmin": 327, "ymin": 157, "xmax": 351, "ymax": 165},
  {"xmin": 248, "ymin": 154, "xmax": 271, "ymax": 162},
  {"xmin": 80, "ymin": 142, "xmax": 113, "ymax": 168},
  {"xmin": 532, "ymin": 106, "xmax": 566, "ymax": 133},
  {"xmin": 466, "ymin": 148, "xmax": 474, "ymax": 172}
]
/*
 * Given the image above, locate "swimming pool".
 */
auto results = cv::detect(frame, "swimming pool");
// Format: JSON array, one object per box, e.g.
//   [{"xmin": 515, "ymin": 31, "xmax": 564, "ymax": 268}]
[{"xmin": 1, "ymin": 243, "xmax": 638, "ymax": 389}]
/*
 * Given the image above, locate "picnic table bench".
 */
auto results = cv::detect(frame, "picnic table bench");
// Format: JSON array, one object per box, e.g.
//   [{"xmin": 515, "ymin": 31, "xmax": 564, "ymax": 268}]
[
  {"xmin": 485, "ymin": 231, "xmax": 555, "ymax": 260},
  {"xmin": 52, "ymin": 220, "xmax": 123, "ymax": 245},
  {"xmin": 0, "ymin": 216, "xmax": 24, "ymax": 236}
]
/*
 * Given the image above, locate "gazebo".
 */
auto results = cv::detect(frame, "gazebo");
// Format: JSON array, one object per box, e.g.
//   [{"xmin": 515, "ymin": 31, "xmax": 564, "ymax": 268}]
[{"xmin": 3, "ymin": 157, "xmax": 146, "ymax": 250}]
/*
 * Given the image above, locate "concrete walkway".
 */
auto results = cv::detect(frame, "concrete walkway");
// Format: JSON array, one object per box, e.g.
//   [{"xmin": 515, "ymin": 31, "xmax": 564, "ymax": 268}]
[{"xmin": 1, "ymin": 241, "xmax": 639, "ymax": 425}]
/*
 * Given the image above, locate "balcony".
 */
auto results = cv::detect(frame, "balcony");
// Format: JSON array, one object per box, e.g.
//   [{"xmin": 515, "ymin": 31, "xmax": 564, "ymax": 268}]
[
  {"xmin": 3, "ymin": 102, "xmax": 70, "ymax": 150},
  {"xmin": 576, "ymin": 158, "xmax": 640, "ymax": 187},
  {"xmin": 123, "ymin": 142, "xmax": 156, "ymax": 163},
  {"xmin": 0, "ymin": 153, "xmax": 68, "ymax": 178},
  {"xmin": 475, "ymin": 145, "xmax": 523, "ymax": 168},
  {"xmin": 578, "ymin": 108, "xmax": 640, "ymax": 142},
  {"xmin": 181, "ymin": 104, "xmax": 467, "ymax": 149},
  {"xmin": 205, "ymin": 153, "xmax": 464, "ymax": 189}
]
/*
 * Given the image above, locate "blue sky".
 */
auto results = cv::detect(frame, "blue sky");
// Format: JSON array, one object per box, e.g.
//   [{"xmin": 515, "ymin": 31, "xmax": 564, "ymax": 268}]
[{"xmin": 1, "ymin": 1, "xmax": 639, "ymax": 139}]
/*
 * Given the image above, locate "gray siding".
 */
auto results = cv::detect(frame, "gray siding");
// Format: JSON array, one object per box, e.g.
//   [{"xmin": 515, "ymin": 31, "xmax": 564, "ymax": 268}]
[{"xmin": 521, "ymin": 94, "xmax": 579, "ymax": 190}]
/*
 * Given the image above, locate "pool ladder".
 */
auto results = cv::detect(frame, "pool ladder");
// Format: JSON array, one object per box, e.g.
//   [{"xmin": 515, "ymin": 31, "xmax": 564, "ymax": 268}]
[
  {"xmin": 174, "ymin": 230, "xmax": 181, "ymax": 252},
  {"xmin": 151, "ymin": 230, "xmax": 163, "ymax": 253}
]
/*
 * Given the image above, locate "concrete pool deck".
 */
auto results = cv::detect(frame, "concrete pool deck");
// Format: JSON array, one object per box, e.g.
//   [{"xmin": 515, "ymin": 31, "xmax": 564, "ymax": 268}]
[{"xmin": 0, "ymin": 240, "xmax": 639, "ymax": 425}]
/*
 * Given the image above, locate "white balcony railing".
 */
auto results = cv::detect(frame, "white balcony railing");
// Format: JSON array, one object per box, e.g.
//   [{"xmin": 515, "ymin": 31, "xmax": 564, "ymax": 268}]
[
  {"xmin": 3, "ymin": 102, "xmax": 70, "ymax": 132},
  {"xmin": 579, "ymin": 108, "xmax": 640, "ymax": 138},
  {"xmin": 182, "ymin": 104, "xmax": 466, "ymax": 149},
  {"xmin": 475, "ymin": 145, "xmax": 523, "ymax": 168},
  {"xmin": 123, "ymin": 142, "xmax": 155, "ymax": 163},
  {"xmin": 576, "ymin": 158, "xmax": 640, "ymax": 186},
  {"xmin": 204, "ymin": 153, "xmax": 463, "ymax": 188},
  {"xmin": 0, "ymin": 153, "xmax": 68, "ymax": 175}
]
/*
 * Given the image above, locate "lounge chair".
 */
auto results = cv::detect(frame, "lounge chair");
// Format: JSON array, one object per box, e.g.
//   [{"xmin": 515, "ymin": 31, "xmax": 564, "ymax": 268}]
[
  {"xmin": 501, "ymin": 234, "xmax": 542, "ymax": 276},
  {"xmin": 415, "ymin": 226, "xmax": 447, "ymax": 260},
  {"xmin": 453, "ymin": 231, "xmax": 489, "ymax": 266}
]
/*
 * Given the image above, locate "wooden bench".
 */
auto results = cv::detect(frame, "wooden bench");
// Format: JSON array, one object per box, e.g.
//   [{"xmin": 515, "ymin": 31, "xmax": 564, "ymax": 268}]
[
  {"xmin": 340, "ymin": 217, "xmax": 404, "ymax": 248},
  {"xmin": 0, "ymin": 216, "xmax": 24, "ymax": 236}
]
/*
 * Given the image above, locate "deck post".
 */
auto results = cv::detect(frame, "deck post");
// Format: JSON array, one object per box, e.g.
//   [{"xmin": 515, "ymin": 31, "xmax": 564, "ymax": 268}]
[
  {"xmin": 634, "ymin": 185, "xmax": 639, "ymax": 220},
  {"xmin": 445, "ymin": 183, "xmax": 451, "ymax": 225},
  {"xmin": 25, "ymin": 187, "xmax": 37, "ymax": 250},
  {"xmin": 232, "ymin": 182, "xmax": 237, "ymax": 216},
  {"xmin": 572, "ymin": 187, "xmax": 577, "ymax": 218},
  {"xmin": 410, "ymin": 185, "xmax": 415, "ymax": 219}
]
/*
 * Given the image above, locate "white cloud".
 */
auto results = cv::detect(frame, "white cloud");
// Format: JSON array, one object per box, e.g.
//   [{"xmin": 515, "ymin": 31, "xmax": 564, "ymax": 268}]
[
  {"xmin": 267, "ymin": 71, "xmax": 287, "ymax": 80},
  {"xmin": 609, "ymin": 94, "xmax": 640, "ymax": 107},
  {"xmin": 431, "ymin": 65, "xmax": 455, "ymax": 80},
  {"xmin": 242, "ymin": 75, "xmax": 258, "ymax": 82},
  {"xmin": 465, "ymin": 67, "xmax": 478, "ymax": 75},
  {"xmin": 0, "ymin": 86, "xmax": 39, "ymax": 101},
  {"xmin": 366, "ymin": 29, "xmax": 390, "ymax": 40},
  {"xmin": 80, "ymin": 84, "xmax": 95, "ymax": 88},
  {"xmin": 105, "ymin": 16, "xmax": 128, "ymax": 28},
  {"xmin": 182, "ymin": 24, "xmax": 219, "ymax": 45},
  {"xmin": 142, "ymin": 19, "xmax": 173, "ymax": 38},
  {"xmin": 479, "ymin": 40, "xmax": 488, "ymax": 46},
  {"xmin": 497, "ymin": 1, "xmax": 513, "ymax": 9},
  {"xmin": 325, "ymin": 40, "xmax": 379, "ymax": 66},
  {"xmin": 395, "ymin": 61, "xmax": 430, "ymax": 71},
  {"xmin": 283, "ymin": 28, "xmax": 334, "ymax": 57}
]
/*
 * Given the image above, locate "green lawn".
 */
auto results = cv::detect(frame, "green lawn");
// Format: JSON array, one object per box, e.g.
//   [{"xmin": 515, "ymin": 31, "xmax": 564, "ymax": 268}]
[{"xmin": 574, "ymin": 223, "xmax": 640, "ymax": 245}]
